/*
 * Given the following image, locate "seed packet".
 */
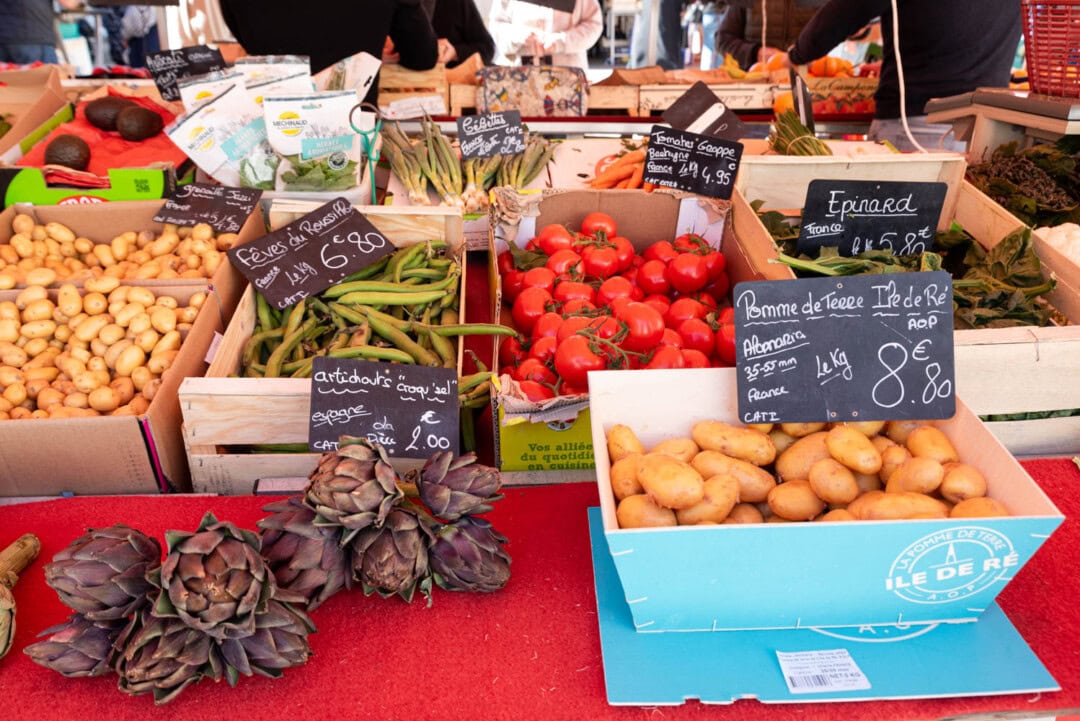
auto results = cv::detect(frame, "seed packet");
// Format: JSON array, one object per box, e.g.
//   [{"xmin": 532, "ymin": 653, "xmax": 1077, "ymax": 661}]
[
  {"xmin": 234, "ymin": 55, "xmax": 311, "ymax": 89},
  {"xmin": 313, "ymin": 51, "xmax": 380, "ymax": 99},
  {"xmin": 263, "ymin": 90, "xmax": 362, "ymax": 192},
  {"xmin": 177, "ymin": 69, "xmax": 243, "ymax": 112},
  {"xmin": 247, "ymin": 70, "xmax": 315, "ymax": 107}
]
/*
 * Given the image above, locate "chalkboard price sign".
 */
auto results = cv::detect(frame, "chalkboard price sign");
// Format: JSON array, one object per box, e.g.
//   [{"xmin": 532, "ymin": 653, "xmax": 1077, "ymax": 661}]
[
  {"xmin": 643, "ymin": 125, "xmax": 742, "ymax": 200},
  {"xmin": 146, "ymin": 45, "xmax": 226, "ymax": 102},
  {"xmin": 153, "ymin": 183, "xmax": 262, "ymax": 234},
  {"xmin": 226, "ymin": 197, "xmax": 393, "ymax": 310},
  {"xmin": 308, "ymin": 357, "xmax": 460, "ymax": 456},
  {"xmin": 796, "ymin": 179, "xmax": 948, "ymax": 257},
  {"xmin": 457, "ymin": 110, "xmax": 526, "ymax": 159},
  {"xmin": 661, "ymin": 82, "xmax": 747, "ymax": 142},
  {"xmin": 733, "ymin": 272, "xmax": 955, "ymax": 424}
]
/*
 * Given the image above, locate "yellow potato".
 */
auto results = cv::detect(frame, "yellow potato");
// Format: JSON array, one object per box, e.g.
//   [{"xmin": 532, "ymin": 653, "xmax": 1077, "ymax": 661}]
[
  {"xmin": 691, "ymin": 450, "xmax": 775, "ymax": 503},
  {"xmin": 852, "ymin": 491, "xmax": 948, "ymax": 520},
  {"xmin": 834, "ymin": 420, "xmax": 886, "ymax": 437},
  {"xmin": 886, "ymin": 419, "xmax": 924, "ymax": 445},
  {"xmin": 767, "ymin": 479, "xmax": 825, "ymax": 521},
  {"xmin": 607, "ymin": 424, "xmax": 644, "ymax": 462},
  {"xmin": 817, "ymin": 508, "xmax": 857, "ymax": 522},
  {"xmin": 617, "ymin": 494, "xmax": 678, "ymax": 529},
  {"xmin": 885, "ymin": 456, "xmax": 944, "ymax": 494},
  {"xmin": 609, "ymin": 453, "xmax": 643, "ymax": 501},
  {"xmin": 780, "ymin": 422, "xmax": 826, "ymax": 438},
  {"xmin": 637, "ymin": 453, "xmax": 705, "ymax": 510},
  {"xmin": 950, "ymin": 497, "xmax": 1009, "ymax": 518},
  {"xmin": 675, "ymin": 475, "xmax": 739, "ymax": 525},
  {"xmin": 724, "ymin": 503, "xmax": 765, "ymax": 524},
  {"xmin": 905, "ymin": 426, "xmax": 959, "ymax": 464},
  {"xmin": 691, "ymin": 420, "xmax": 776, "ymax": 466},
  {"xmin": 826, "ymin": 425, "xmax": 883, "ymax": 475},
  {"xmin": 746, "ymin": 423, "xmax": 773, "ymax": 434},
  {"xmin": 650, "ymin": 437, "xmax": 699, "ymax": 463},
  {"xmin": 88, "ymin": 386, "xmax": 120, "ymax": 413},
  {"xmin": 775, "ymin": 431, "xmax": 830, "ymax": 482},
  {"xmin": 879, "ymin": 444, "xmax": 912, "ymax": 483},
  {"xmin": 768, "ymin": 428, "xmax": 797, "ymax": 456},
  {"xmin": 870, "ymin": 434, "xmax": 897, "ymax": 454},
  {"xmin": 939, "ymin": 463, "xmax": 988, "ymax": 504},
  {"xmin": 854, "ymin": 471, "xmax": 882, "ymax": 494},
  {"xmin": 808, "ymin": 458, "xmax": 860, "ymax": 505}
]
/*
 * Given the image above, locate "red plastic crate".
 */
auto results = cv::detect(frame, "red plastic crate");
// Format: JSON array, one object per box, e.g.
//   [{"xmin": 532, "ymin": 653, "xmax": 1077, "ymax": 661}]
[{"xmin": 1022, "ymin": 0, "xmax": 1080, "ymax": 97}]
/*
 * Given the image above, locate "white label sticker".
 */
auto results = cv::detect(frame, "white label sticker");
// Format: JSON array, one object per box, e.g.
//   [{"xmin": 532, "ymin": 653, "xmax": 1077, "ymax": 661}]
[
  {"xmin": 204, "ymin": 331, "xmax": 224, "ymax": 365},
  {"xmin": 775, "ymin": 649, "xmax": 871, "ymax": 694}
]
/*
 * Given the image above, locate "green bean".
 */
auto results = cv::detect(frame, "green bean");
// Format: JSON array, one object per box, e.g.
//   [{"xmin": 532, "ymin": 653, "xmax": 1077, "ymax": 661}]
[
  {"xmin": 265, "ymin": 316, "xmax": 317, "ymax": 377},
  {"xmin": 328, "ymin": 345, "xmax": 415, "ymax": 363},
  {"xmin": 335, "ymin": 290, "xmax": 447, "ymax": 307},
  {"xmin": 256, "ymin": 292, "xmax": 277, "ymax": 331},
  {"xmin": 440, "ymin": 309, "xmax": 459, "ymax": 325},
  {"xmin": 242, "ymin": 327, "xmax": 284, "ymax": 369},
  {"xmin": 459, "ymin": 371, "xmax": 493, "ymax": 393},
  {"xmin": 322, "ymin": 271, "xmax": 458, "ymax": 298},
  {"xmin": 426, "ymin": 328, "xmax": 457, "ymax": 368},
  {"xmin": 400, "ymin": 268, "xmax": 446, "ymax": 280},
  {"xmin": 388, "ymin": 243, "xmax": 426, "ymax": 283},
  {"xmin": 339, "ymin": 254, "xmax": 391, "ymax": 283},
  {"xmin": 366, "ymin": 312, "xmax": 441, "ymax": 367},
  {"xmin": 427, "ymin": 323, "xmax": 518, "ymax": 338}
]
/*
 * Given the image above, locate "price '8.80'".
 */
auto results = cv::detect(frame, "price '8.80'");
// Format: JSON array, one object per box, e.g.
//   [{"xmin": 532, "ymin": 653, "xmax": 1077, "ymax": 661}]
[
  {"xmin": 320, "ymin": 230, "xmax": 387, "ymax": 270},
  {"xmin": 871, "ymin": 340, "xmax": 952, "ymax": 409}
]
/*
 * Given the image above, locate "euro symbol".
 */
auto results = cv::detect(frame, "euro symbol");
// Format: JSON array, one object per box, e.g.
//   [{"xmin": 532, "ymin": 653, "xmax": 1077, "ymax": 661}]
[
  {"xmin": 912, "ymin": 339, "xmax": 930, "ymax": 362},
  {"xmin": 420, "ymin": 411, "xmax": 440, "ymax": 424}
]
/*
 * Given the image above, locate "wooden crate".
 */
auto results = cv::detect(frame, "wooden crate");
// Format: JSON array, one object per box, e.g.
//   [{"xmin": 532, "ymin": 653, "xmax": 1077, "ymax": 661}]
[
  {"xmin": 449, "ymin": 83, "xmax": 478, "ymax": 116},
  {"xmin": 377, "ymin": 63, "xmax": 448, "ymax": 113},
  {"xmin": 735, "ymin": 161, "xmax": 1080, "ymax": 456},
  {"xmin": 638, "ymin": 83, "xmax": 781, "ymax": 114},
  {"xmin": 178, "ymin": 205, "xmax": 466, "ymax": 495},
  {"xmin": 587, "ymin": 84, "xmax": 639, "ymax": 116}
]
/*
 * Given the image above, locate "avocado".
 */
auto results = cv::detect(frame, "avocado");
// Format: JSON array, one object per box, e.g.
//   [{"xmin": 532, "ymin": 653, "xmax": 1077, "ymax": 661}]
[
  {"xmin": 44, "ymin": 134, "xmax": 91, "ymax": 171},
  {"xmin": 84, "ymin": 96, "xmax": 137, "ymax": 131},
  {"xmin": 115, "ymin": 106, "xmax": 164, "ymax": 141}
]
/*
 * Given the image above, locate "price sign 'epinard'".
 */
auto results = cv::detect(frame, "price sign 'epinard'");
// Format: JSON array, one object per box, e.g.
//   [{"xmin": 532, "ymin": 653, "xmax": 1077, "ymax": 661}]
[
  {"xmin": 153, "ymin": 183, "xmax": 262, "ymax": 234},
  {"xmin": 733, "ymin": 272, "xmax": 955, "ymax": 424},
  {"xmin": 643, "ymin": 125, "xmax": 742, "ymax": 200},
  {"xmin": 308, "ymin": 356, "xmax": 460, "ymax": 456},
  {"xmin": 226, "ymin": 197, "xmax": 392, "ymax": 310},
  {"xmin": 146, "ymin": 45, "xmax": 226, "ymax": 102},
  {"xmin": 796, "ymin": 180, "xmax": 948, "ymax": 257},
  {"xmin": 456, "ymin": 110, "xmax": 526, "ymax": 159}
]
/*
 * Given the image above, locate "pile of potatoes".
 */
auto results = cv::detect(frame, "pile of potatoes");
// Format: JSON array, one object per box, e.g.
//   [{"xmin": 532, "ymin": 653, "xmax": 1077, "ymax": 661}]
[
  {"xmin": 0, "ymin": 214, "xmax": 238, "ymax": 289},
  {"xmin": 0, "ymin": 280, "xmax": 205, "ymax": 420},
  {"xmin": 607, "ymin": 419, "xmax": 1010, "ymax": 528}
]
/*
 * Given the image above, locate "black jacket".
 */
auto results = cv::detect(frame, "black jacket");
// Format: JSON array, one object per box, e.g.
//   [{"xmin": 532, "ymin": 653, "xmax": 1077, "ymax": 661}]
[
  {"xmin": 716, "ymin": 0, "xmax": 819, "ymax": 70},
  {"xmin": 430, "ymin": 0, "xmax": 495, "ymax": 66},
  {"xmin": 220, "ymin": 0, "xmax": 438, "ymax": 103},
  {"xmin": 788, "ymin": 0, "xmax": 1020, "ymax": 118}
]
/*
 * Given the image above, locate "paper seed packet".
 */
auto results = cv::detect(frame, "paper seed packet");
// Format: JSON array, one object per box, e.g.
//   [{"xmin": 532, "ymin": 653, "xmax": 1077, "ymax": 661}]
[
  {"xmin": 177, "ymin": 69, "xmax": 243, "ymax": 113},
  {"xmin": 263, "ymin": 90, "xmax": 364, "ymax": 192}
]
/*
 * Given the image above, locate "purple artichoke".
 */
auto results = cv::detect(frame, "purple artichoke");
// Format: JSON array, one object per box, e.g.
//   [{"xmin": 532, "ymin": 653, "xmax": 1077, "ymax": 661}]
[
  {"xmin": 349, "ymin": 507, "xmax": 433, "ymax": 603},
  {"xmin": 430, "ymin": 516, "xmax": 511, "ymax": 594},
  {"xmin": 218, "ymin": 600, "xmax": 315, "ymax": 683},
  {"xmin": 305, "ymin": 437, "xmax": 403, "ymax": 542},
  {"xmin": 258, "ymin": 497, "xmax": 351, "ymax": 611},
  {"xmin": 24, "ymin": 614, "xmax": 128, "ymax": 677},
  {"xmin": 416, "ymin": 451, "xmax": 503, "ymax": 521},
  {"xmin": 115, "ymin": 608, "xmax": 225, "ymax": 705}
]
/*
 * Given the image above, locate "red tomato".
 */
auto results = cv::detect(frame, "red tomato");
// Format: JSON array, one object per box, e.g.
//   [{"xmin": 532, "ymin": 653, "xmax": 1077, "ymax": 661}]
[
  {"xmin": 616, "ymin": 302, "xmax": 665, "ymax": 353},
  {"xmin": 636, "ymin": 259, "xmax": 671, "ymax": 296},
  {"xmin": 717, "ymin": 306, "xmax": 736, "ymax": 325},
  {"xmin": 501, "ymin": 269, "xmax": 526, "ymax": 304},
  {"xmin": 554, "ymin": 335, "xmax": 606, "ymax": 387},
  {"xmin": 498, "ymin": 336, "xmax": 526, "ymax": 368},
  {"xmin": 511, "ymin": 287, "xmax": 552, "ymax": 334},
  {"xmin": 685, "ymin": 291, "xmax": 718, "ymax": 311},
  {"xmin": 497, "ymin": 250, "xmax": 515, "ymax": 275},
  {"xmin": 715, "ymin": 323, "xmax": 737, "ymax": 365},
  {"xmin": 557, "ymin": 315, "xmax": 594, "ymax": 342},
  {"xmin": 608, "ymin": 295, "xmax": 632, "ymax": 316},
  {"xmin": 645, "ymin": 345, "xmax": 686, "ymax": 370},
  {"xmin": 536, "ymin": 224, "xmax": 574, "ymax": 255},
  {"xmin": 665, "ymin": 297, "xmax": 707, "ymax": 328},
  {"xmin": 681, "ymin": 348, "xmax": 711, "ymax": 368},
  {"xmin": 596, "ymin": 276, "xmax": 635, "ymax": 308},
  {"xmin": 560, "ymin": 298, "xmax": 597, "ymax": 315},
  {"xmin": 524, "ymin": 238, "xmax": 539, "ymax": 252},
  {"xmin": 610, "ymin": 236, "xmax": 635, "ymax": 271},
  {"xmin": 703, "ymin": 271, "xmax": 730, "ymax": 301},
  {"xmin": 666, "ymin": 253, "xmax": 709, "ymax": 294},
  {"xmin": 677, "ymin": 318, "xmax": 715, "ymax": 355},
  {"xmin": 587, "ymin": 315, "xmax": 621, "ymax": 340},
  {"xmin": 580, "ymin": 211, "xmax": 617, "ymax": 238},
  {"xmin": 559, "ymin": 381, "xmax": 588, "ymax": 396},
  {"xmin": 702, "ymin": 250, "xmax": 727, "ymax": 280},
  {"xmin": 582, "ymin": 246, "xmax": 620, "ymax": 280},
  {"xmin": 516, "ymin": 357, "xmax": 558, "ymax": 385},
  {"xmin": 643, "ymin": 240, "xmax": 678, "ymax": 264},
  {"xmin": 659, "ymin": 328, "xmax": 684, "ymax": 348},
  {"xmin": 621, "ymin": 265, "xmax": 639, "ymax": 287},
  {"xmin": 673, "ymin": 232, "xmax": 709, "ymax": 253},
  {"xmin": 531, "ymin": 311, "xmax": 564, "ymax": 339},
  {"xmin": 546, "ymin": 249, "xmax": 583, "ymax": 277},
  {"xmin": 519, "ymin": 380, "xmax": 556, "ymax": 402},
  {"xmin": 553, "ymin": 280, "xmax": 596, "ymax": 305},
  {"xmin": 528, "ymin": 335, "xmax": 558, "ymax": 364},
  {"xmin": 522, "ymin": 266, "xmax": 556, "ymax": 294}
]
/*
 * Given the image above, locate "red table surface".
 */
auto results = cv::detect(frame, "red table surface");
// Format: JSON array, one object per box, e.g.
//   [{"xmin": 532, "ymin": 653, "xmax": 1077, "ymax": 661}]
[{"xmin": 0, "ymin": 459, "xmax": 1078, "ymax": 721}]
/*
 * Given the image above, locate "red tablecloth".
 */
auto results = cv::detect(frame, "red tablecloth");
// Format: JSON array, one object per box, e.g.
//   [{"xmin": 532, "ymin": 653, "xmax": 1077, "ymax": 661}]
[{"xmin": 0, "ymin": 459, "xmax": 1078, "ymax": 721}]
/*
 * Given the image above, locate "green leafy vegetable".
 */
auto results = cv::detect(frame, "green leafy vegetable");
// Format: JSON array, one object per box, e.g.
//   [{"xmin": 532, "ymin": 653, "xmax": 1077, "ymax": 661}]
[{"xmin": 280, "ymin": 153, "xmax": 358, "ymax": 191}]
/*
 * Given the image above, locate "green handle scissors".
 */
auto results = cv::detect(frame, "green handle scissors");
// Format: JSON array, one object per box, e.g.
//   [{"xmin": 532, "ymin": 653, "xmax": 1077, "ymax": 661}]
[{"xmin": 350, "ymin": 101, "xmax": 383, "ymax": 205}]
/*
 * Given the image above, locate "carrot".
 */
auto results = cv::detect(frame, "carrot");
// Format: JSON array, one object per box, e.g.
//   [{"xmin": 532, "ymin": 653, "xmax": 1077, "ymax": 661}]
[
  {"xmin": 626, "ymin": 162, "xmax": 644, "ymax": 189},
  {"xmin": 643, "ymin": 181, "xmax": 657, "ymax": 193},
  {"xmin": 608, "ymin": 149, "xmax": 646, "ymax": 169},
  {"xmin": 615, "ymin": 178, "xmax": 631, "ymax": 189},
  {"xmin": 588, "ymin": 162, "xmax": 636, "ymax": 188}
]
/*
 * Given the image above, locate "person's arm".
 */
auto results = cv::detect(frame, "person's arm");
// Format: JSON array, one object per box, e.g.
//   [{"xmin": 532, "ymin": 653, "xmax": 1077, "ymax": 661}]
[
  {"xmin": 389, "ymin": 1, "xmax": 439, "ymax": 70},
  {"xmin": 488, "ymin": 0, "xmax": 536, "ymax": 59},
  {"xmin": 715, "ymin": 7, "xmax": 758, "ymax": 70},
  {"xmin": 450, "ymin": 0, "xmax": 496, "ymax": 65},
  {"xmin": 56, "ymin": 0, "xmax": 83, "ymax": 10},
  {"xmin": 787, "ymin": 0, "xmax": 886, "ymax": 65},
  {"xmin": 545, "ymin": 0, "xmax": 603, "ymax": 55}
]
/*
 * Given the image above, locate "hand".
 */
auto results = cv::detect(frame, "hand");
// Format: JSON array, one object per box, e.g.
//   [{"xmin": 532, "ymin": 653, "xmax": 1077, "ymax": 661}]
[
  {"xmin": 437, "ymin": 38, "xmax": 457, "ymax": 65},
  {"xmin": 757, "ymin": 45, "xmax": 783, "ymax": 64},
  {"xmin": 382, "ymin": 37, "xmax": 400, "ymax": 63}
]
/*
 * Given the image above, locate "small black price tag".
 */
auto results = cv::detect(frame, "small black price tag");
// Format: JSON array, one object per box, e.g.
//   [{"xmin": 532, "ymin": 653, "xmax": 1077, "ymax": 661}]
[
  {"xmin": 146, "ymin": 45, "xmax": 227, "ymax": 102},
  {"xmin": 457, "ymin": 110, "xmax": 526, "ymax": 159},
  {"xmin": 796, "ymin": 180, "xmax": 948, "ymax": 257},
  {"xmin": 643, "ymin": 125, "xmax": 742, "ymax": 200},
  {"xmin": 308, "ymin": 357, "xmax": 460, "ymax": 456},
  {"xmin": 226, "ymin": 197, "xmax": 393, "ymax": 310},
  {"xmin": 153, "ymin": 183, "xmax": 262, "ymax": 234},
  {"xmin": 733, "ymin": 272, "xmax": 955, "ymax": 424},
  {"xmin": 790, "ymin": 65, "xmax": 815, "ymax": 133},
  {"xmin": 661, "ymin": 81, "xmax": 747, "ymax": 142}
]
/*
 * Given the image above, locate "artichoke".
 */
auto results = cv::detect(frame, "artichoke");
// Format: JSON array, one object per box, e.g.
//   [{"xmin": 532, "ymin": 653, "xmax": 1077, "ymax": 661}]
[
  {"xmin": 24, "ymin": 614, "xmax": 128, "ymax": 677},
  {"xmin": 305, "ymin": 437, "xmax": 403, "ymax": 542},
  {"xmin": 115, "ymin": 608, "xmax": 225, "ymax": 705},
  {"xmin": 416, "ymin": 451, "xmax": 503, "ymax": 521},
  {"xmin": 151, "ymin": 512, "xmax": 273, "ymax": 641},
  {"xmin": 44, "ymin": 524, "xmax": 161, "ymax": 621},
  {"xmin": 218, "ymin": 600, "xmax": 314, "ymax": 684},
  {"xmin": 258, "ymin": 497, "xmax": 351, "ymax": 610},
  {"xmin": 430, "ymin": 516, "xmax": 511, "ymax": 594},
  {"xmin": 349, "ymin": 507, "xmax": 433, "ymax": 603}
]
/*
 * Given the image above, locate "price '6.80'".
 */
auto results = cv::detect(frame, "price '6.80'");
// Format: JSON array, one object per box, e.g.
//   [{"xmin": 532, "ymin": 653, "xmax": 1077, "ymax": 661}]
[{"xmin": 321, "ymin": 230, "xmax": 387, "ymax": 269}]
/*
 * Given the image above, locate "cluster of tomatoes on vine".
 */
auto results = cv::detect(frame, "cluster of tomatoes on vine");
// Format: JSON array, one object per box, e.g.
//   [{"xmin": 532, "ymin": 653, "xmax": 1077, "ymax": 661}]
[{"xmin": 498, "ymin": 211, "xmax": 737, "ymax": 400}]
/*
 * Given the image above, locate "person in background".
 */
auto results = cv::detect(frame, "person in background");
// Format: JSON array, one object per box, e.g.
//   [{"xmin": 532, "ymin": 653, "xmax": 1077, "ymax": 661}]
[
  {"xmin": 629, "ymin": 0, "xmax": 684, "ymax": 70},
  {"xmin": 219, "ymin": 0, "xmax": 438, "ymax": 104},
  {"xmin": 121, "ymin": 5, "xmax": 159, "ymax": 68},
  {"xmin": 786, "ymin": 0, "xmax": 1020, "ymax": 151},
  {"xmin": 0, "ymin": 0, "xmax": 83, "ymax": 64},
  {"xmin": 716, "ymin": 0, "xmax": 820, "ymax": 70},
  {"xmin": 487, "ymin": 0, "xmax": 602, "ymax": 70},
  {"xmin": 426, "ymin": 0, "xmax": 496, "ymax": 67}
]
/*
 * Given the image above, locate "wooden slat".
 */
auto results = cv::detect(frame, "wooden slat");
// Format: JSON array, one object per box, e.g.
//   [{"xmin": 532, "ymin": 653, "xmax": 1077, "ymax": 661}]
[
  {"xmin": 982, "ymin": 416, "xmax": 1080, "ymax": 458},
  {"xmin": 588, "ymin": 85, "xmax": 639, "ymax": 115},
  {"xmin": 638, "ymin": 83, "xmax": 780, "ymax": 113},
  {"xmin": 188, "ymin": 453, "xmax": 318, "ymax": 495},
  {"xmin": 267, "ymin": 203, "xmax": 465, "ymax": 251}
]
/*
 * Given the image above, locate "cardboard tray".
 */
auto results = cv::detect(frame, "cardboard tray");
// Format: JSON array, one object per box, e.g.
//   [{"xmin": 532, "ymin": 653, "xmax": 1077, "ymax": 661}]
[
  {"xmin": 0, "ymin": 66, "xmax": 69, "ymax": 159},
  {"xmin": 588, "ymin": 367, "xmax": 1064, "ymax": 632},
  {"xmin": 178, "ymin": 203, "xmax": 466, "ymax": 495}
]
